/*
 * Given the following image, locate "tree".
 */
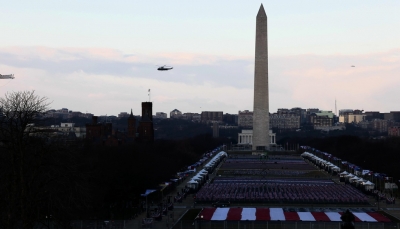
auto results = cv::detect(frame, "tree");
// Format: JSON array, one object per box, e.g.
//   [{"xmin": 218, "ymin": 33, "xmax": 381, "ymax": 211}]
[
  {"xmin": 0, "ymin": 91, "xmax": 93, "ymax": 228},
  {"xmin": 0, "ymin": 91, "xmax": 51, "ymax": 228}
]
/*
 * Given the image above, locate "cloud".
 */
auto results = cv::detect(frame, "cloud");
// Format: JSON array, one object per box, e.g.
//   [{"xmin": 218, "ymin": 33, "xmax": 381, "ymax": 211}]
[
  {"xmin": 0, "ymin": 46, "xmax": 253, "ymax": 89},
  {"xmin": 0, "ymin": 46, "xmax": 399, "ymax": 115}
]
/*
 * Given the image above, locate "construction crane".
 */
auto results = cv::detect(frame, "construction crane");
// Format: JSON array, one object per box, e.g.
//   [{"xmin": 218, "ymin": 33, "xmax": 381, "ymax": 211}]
[{"xmin": 0, "ymin": 74, "xmax": 15, "ymax": 79}]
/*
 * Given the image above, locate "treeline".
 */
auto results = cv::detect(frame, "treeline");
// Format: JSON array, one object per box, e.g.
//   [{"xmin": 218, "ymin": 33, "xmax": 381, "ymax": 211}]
[
  {"xmin": 302, "ymin": 135, "xmax": 400, "ymax": 182},
  {"xmin": 0, "ymin": 133, "xmax": 223, "ymax": 226},
  {"xmin": 0, "ymin": 91, "xmax": 226, "ymax": 228}
]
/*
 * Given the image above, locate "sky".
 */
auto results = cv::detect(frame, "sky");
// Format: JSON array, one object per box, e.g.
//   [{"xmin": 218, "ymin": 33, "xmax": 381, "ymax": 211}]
[{"xmin": 1, "ymin": 1, "xmax": 399, "ymax": 116}]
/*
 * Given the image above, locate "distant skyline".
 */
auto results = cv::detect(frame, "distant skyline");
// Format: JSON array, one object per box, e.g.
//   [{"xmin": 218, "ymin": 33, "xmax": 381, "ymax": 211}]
[{"xmin": 1, "ymin": 1, "xmax": 399, "ymax": 116}]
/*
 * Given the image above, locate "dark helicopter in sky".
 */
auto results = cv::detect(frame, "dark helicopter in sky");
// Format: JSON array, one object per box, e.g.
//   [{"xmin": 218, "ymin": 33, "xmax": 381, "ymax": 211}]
[{"xmin": 157, "ymin": 65, "xmax": 173, "ymax": 71}]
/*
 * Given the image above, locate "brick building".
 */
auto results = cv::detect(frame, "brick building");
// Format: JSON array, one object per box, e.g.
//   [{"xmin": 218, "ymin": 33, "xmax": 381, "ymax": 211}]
[
  {"xmin": 388, "ymin": 126, "xmax": 400, "ymax": 137},
  {"xmin": 137, "ymin": 102, "xmax": 154, "ymax": 142},
  {"xmin": 86, "ymin": 116, "xmax": 112, "ymax": 140}
]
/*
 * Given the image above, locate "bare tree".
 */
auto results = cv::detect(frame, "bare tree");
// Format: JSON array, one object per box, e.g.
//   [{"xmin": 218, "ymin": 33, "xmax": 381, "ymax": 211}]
[{"xmin": 0, "ymin": 91, "xmax": 50, "ymax": 228}]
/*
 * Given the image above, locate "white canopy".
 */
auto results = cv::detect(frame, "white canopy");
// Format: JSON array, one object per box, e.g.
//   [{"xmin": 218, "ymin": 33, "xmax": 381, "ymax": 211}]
[
  {"xmin": 340, "ymin": 171, "xmax": 349, "ymax": 175},
  {"xmin": 350, "ymin": 176, "xmax": 360, "ymax": 181},
  {"xmin": 363, "ymin": 181, "xmax": 375, "ymax": 186},
  {"xmin": 332, "ymin": 166, "xmax": 341, "ymax": 172},
  {"xmin": 356, "ymin": 178, "xmax": 365, "ymax": 183}
]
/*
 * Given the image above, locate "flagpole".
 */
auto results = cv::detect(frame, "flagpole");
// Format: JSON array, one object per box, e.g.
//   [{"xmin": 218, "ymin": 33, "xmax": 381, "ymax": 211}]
[{"xmin": 148, "ymin": 89, "xmax": 151, "ymax": 102}]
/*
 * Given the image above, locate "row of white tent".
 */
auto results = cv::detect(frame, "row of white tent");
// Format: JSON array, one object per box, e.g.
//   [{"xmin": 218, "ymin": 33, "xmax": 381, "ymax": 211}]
[
  {"xmin": 302, "ymin": 152, "xmax": 375, "ymax": 191},
  {"xmin": 339, "ymin": 171, "xmax": 375, "ymax": 190},
  {"xmin": 301, "ymin": 152, "xmax": 341, "ymax": 172},
  {"xmin": 203, "ymin": 151, "xmax": 227, "ymax": 172},
  {"xmin": 186, "ymin": 151, "xmax": 227, "ymax": 190}
]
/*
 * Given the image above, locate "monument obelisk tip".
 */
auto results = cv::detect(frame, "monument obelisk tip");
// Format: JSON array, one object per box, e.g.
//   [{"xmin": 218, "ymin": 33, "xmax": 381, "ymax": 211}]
[{"xmin": 257, "ymin": 4, "xmax": 267, "ymax": 18}]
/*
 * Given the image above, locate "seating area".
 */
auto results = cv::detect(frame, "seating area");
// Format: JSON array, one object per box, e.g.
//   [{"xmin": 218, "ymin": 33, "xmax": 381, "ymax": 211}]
[
  {"xmin": 221, "ymin": 159, "xmax": 315, "ymax": 170},
  {"xmin": 195, "ymin": 180, "xmax": 369, "ymax": 204},
  {"xmin": 223, "ymin": 169, "xmax": 308, "ymax": 177}
]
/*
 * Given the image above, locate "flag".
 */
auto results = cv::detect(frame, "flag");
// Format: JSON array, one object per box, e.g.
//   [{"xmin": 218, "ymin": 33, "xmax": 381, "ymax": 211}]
[{"xmin": 148, "ymin": 89, "xmax": 150, "ymax": 92}]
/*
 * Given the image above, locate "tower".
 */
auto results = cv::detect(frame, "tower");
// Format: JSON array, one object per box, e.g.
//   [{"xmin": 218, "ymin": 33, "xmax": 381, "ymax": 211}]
[
  {"xmin": 252, "ymin": 4, "xmax": 270, "ymax": 151},
  {"xmin": 141, "ymin": 102, "xmax": 153, "ymax": 122},
  {"xmin": 127, "ymin": 109, "xmax": 136, "ymax": 140},
  {"xmin": 138, "ymin": 102, "xmax": 154, "ymax": 142}
]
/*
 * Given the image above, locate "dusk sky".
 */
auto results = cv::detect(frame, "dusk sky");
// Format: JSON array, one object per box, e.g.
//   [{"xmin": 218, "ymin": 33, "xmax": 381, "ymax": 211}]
[{"xmin": 1, "ymin": 1, "xmax": 399, "ymax": 116}]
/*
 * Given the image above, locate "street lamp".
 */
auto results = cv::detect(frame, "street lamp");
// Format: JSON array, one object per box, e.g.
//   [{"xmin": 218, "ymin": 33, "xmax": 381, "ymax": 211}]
[{"xmin": 199, "ymin": 215, "xmax": 203, "ymax": 229}]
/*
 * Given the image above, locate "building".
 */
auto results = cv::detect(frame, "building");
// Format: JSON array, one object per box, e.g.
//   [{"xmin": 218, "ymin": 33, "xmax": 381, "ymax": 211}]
[
  {"xmin": 370, "ymin": 119, "xmax": 388, "ymax": 133},
  {"xmin": 170, "ymin": 109, "xmax": 182, "ymax": 119},
  {"xmin": 118, "ymin": 112, "xmax": 130, "ymax": 118},
  {"xmin": 339, "ymin": 110, "xmax": 366, "ymax": 123},
  {"xmin": 383, "ymin": 111, "xmax": 400, "ymax": 122},
  {"xmin": 290, "ymin": 107, "xmax": 307, "ymax": 124},
  {"xmin": 364, "ymin": 111, "xmax": 382, "ymax": 121},
  {"xmin": 237, "ymin": 129, "xmax": 276, "ymax": 146},
  {"xmin": 201, "ymin": 111, "xmax": 223, "ymax": 123},
  {"xmin": 388, "ymin": 126, "xmax": 400, "ymax": 137},
  {"xmin": 137, "ymin": 102, "xmax": 154, "ymax": 142},
  {"xmin": 86, "ymin": 116, "xmax": 112, "ymax": 140},
  {"xmin": 127, "ymin": 109, "xmax": 136, "ymax": 140},
  {"xmin": 192, "ymin": 113, "xmax": 201, "ymax": 122},
  {"xmin": 339, "ymin": 109, "xmax": 353, "ymax": 116},
  {"xmin": 223, "ymin": 113, "xmax": 238, "ymax": 125},
  {"xmin": 155, "ymin": 112, "xmax": 167, "ymax": 119},
  {"xmin": 269, "ymin": 114, "xmax": 300, "ymax": 130},
  {"xmin": 307, "ymin": 108, "xmax": 320, "ymax": 116},
  {"xmin": 252, "ymin": 4, "xmax": 270, "ymax": 151},
  {"xmin": 309, "ymin": 111, "xmax": 334, "ymax": 128},
  {"xmin": 238, "ymin": 110, "xmax": 253, "ymax": 128},
  {"xmin": 182, "ymin": 112, "xmax": 200, "ymax": 121},
  {"xmin": 31, "ymin": 122, "xmax": 86, "ymax": 138}
]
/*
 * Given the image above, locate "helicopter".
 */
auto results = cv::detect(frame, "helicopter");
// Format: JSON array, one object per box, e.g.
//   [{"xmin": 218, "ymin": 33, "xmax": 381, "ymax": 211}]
[
  {"xmin": 0, "ymin": 74, "xmax": 15, "ymax": 79},
  {"xmin": 157, "ymin": 65, "xmax": 173, "ymax": 71},
  {"xmin": 351, "ymin": 65, "xmax": 355, "ymax": 67}
]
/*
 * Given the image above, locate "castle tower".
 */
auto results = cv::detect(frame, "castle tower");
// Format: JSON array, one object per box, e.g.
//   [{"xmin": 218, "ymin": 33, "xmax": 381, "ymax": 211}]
[
  {"xmin": 127, "ymin": 109, "xmax": 136, "ymax": 140},
  {"xmin": 252, "ymin": 4, "xmax": 270, "ymax": 151},
  {"xmin": 138, "ymin": 102, "xmax": 154, "ymax": 142},
  {"xmin": 141, "ymin": 102, "xmax": 153, "ymax": 121}
]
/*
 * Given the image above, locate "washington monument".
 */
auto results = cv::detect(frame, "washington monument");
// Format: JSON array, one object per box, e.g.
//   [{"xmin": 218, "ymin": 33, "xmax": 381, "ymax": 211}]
[{"xmin": 252, "ymin": 4, "xmax": 269, "ymax": 151}]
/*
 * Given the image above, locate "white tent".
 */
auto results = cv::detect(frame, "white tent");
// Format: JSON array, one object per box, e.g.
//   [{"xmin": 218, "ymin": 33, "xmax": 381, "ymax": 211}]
[
  {"xmin": 356, "ymin": 178, "xmax": 365, "ymax": 184},
  {"xmin": 350, "ymin": 176, "xmax": 360, "ymax": 182},
  {"xmin": 332, "ymin": 166, "xmax": 341, "ymax": 172},
  {"xmin": 363, "ymin": 181, "xmax": 374, "ymax": 186},
  {"xmin": 340, "ymin": 171, "xmax": 349, "ymax": 175},
  {"xmin": 362, "ymin": 181, "xmax": 375, "ymax": 190},
  {"xmin": 345, "ymin": 173, "xmax": 354, "ymax": 178}
]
